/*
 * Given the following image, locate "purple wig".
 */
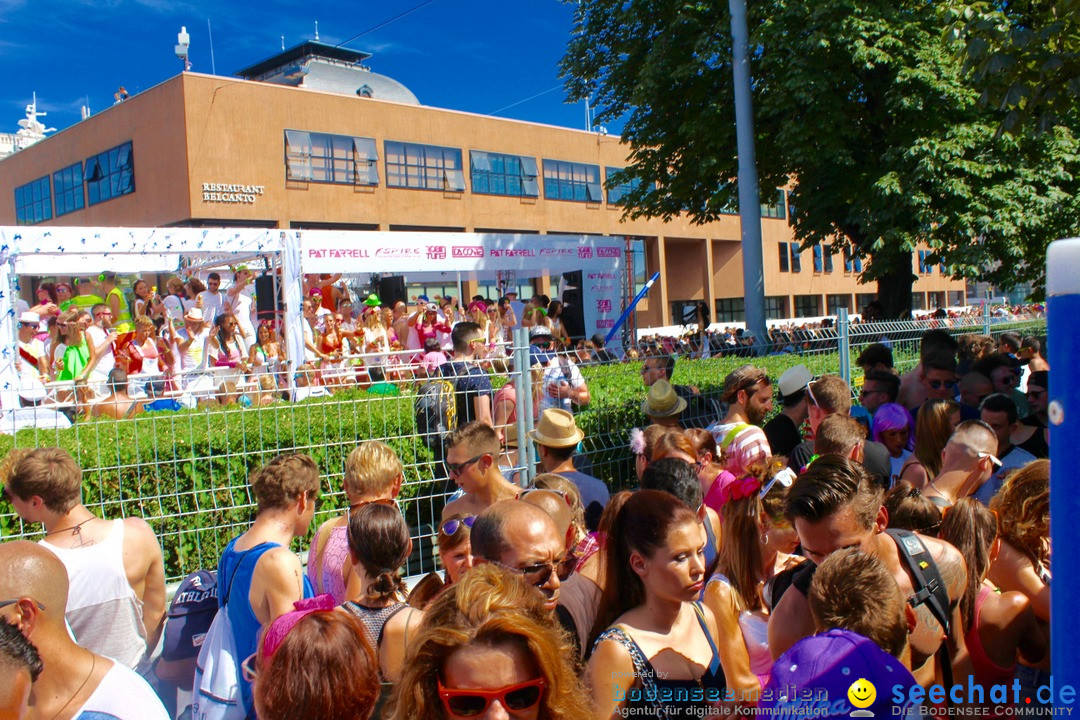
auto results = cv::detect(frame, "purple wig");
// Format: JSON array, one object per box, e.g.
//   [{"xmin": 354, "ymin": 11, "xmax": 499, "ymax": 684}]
[{"xmin": 872, "ymin": 403, "xmax": 915, "ymax": 451}]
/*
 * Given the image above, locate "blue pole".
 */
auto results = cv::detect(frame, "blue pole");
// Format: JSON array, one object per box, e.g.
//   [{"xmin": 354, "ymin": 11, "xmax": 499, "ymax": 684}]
[
  {"xmin": 1047, "ymin": 238, "xmax": 1079, "ymax": 689},
  {"xmin": 606, "ymin": 271, "xmax": 660, "ymax": 345}
]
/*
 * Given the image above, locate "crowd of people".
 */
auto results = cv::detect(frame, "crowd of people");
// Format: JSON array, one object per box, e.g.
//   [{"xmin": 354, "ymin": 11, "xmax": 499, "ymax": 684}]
[{"xmin": 0, "ymin": 317, "xmax": 1054, "ymax": 720}]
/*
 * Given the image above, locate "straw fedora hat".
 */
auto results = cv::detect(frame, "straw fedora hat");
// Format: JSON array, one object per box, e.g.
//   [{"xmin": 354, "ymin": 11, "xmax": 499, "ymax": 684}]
[
  {"xmin": 641, "ymin": 379, "xmax": 688, "ymax": 418},
  {"xmin": 528, "ymin": 408, "xmax": 584, "ymax": 448}
]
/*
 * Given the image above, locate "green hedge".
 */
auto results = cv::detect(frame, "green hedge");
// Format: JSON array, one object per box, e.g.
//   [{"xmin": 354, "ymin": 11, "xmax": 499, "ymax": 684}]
[{"xmin": 0, "ymin": 316, "xmax": 1043, "ymax": 579}]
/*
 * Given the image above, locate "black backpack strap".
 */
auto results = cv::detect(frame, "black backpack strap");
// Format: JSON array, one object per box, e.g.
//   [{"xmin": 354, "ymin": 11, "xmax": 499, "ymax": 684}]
[{"xmin": 886, "ymin": 529, "xmax": 954, "ymax": 699}]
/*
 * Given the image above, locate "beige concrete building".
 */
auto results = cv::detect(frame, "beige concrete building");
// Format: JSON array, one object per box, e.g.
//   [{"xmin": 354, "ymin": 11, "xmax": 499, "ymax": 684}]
[{"xmin": 0, "ymin": 43, "xmax": 963, "ymax": 328}]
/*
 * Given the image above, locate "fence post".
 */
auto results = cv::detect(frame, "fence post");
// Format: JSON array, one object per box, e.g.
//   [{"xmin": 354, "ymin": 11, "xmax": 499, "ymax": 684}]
[
  {"xmin": 983, "ymin": 301, "xmax": 991, "ymax": 335},
  {"xmin": 513, "ymin": 327, "xmax": 536, "ymax": 485},
  {"xmin": 837, "ymin": 308, "xmax": 851, "ymax": 387}
]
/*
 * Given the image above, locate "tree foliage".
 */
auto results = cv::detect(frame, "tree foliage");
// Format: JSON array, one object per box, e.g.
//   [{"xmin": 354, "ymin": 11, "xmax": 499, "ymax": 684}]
[
  {"xmin": 946, "ymin": 0, "xmax": 1080, "ymax": 136},
  {"xmin": 561, "ymin": 0, "xmax": 1080, "ymax": 314}
]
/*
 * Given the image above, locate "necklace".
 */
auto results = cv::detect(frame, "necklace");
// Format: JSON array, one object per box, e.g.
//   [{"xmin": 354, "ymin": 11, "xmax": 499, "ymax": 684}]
[
  {"xmin": 44, "ymin": 517, "xmax": 94, "ymax": 539},
  {"xmin": 49, "ymin": 652, "xmax": 95, "ymax": 720}
]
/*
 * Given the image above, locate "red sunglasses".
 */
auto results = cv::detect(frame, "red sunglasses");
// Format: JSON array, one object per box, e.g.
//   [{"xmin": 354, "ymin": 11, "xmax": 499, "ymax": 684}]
[{"xmin": 437, "ymin": 677, "xmax": 546, "ymax": 717}]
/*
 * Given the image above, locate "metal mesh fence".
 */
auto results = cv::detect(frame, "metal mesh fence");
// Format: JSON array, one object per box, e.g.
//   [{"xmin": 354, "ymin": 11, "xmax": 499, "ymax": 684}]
[{"xmin": 0, "ymin": 311, "xmax": 1046, "ymax": 582}]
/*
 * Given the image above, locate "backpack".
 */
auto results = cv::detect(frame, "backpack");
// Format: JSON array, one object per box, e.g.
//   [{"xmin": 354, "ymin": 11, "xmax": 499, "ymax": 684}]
[
  {"xmin": 191, "ymin": 550, "xmax": 262, "ymax": 720},
  {"xmin": 767, "ymin": 529, "xmax": 954, "ymax": 698},
  {"xmin": 155, "ymin": 570, "xmax": 218, "ymax": 688},
  {"xmin": 415, "ymin": 378, "xmax": 457, "ymax": 452}
]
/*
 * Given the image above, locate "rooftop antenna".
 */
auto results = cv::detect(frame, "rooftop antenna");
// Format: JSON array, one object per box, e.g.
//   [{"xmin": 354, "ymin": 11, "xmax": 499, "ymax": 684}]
[
  {"xmin": 314, "ymin": 20, "xmax": 319, "ymax": 42},
  {"xmin": 175, "ymin": 25, "xmax": 191, "ymax": 71}
]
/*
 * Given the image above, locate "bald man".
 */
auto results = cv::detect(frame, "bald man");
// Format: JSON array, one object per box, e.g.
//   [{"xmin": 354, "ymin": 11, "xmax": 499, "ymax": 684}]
[
  {"xmin": 0, "ymin": 620, "xmax": 41, "ymax": 720},
  {"xmin": 0, "ymin": 541, "xmax": 168, "ymax": 720},
  {"xmin": 521, "ymin": 486, "xmax": 576, "ymax": 576},
  {"xmin": 471, "ymin": 499, "xmax": 565, "ymax": 613}
]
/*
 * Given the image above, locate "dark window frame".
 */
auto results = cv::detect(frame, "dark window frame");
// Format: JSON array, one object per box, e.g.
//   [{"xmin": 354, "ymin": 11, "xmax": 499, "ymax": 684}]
[
  {"xmin": 85, "ymin": 141, "xmax": 134, "ymax": 206},
  {"xmin": 14, "ymin": 175, "xmax": 52, "ymax": 225},
  {"xmin": 542, "ymin": 159, "xmax": 602, "ymax": 203},
  {"xmin": 53, "ymin": 162, "xmax": 84, "ymax": 216},
  {"xmin": 470, "ymin": 151, "xmax": 539, "ymax": 197}
]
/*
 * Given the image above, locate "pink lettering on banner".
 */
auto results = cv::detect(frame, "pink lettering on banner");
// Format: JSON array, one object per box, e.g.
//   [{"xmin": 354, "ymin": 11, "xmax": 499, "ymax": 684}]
[
  {"xmin": 376, "ymin": 247, "xmax": 421, "ymax": 258},
  {"xmin": 427, "ymin": 246, "xmax": 446, "ymax": 260},
  {"xmin": 597, "ymin": 299, "xmax": 612, "ymax": 313},
  {"xmin": 540, "ymin": 248, "xmax": 575, "ymax": 257},
  {"xmin": 489, "ymin": 249, "xmax": 535, "ymax": 258},
  {"xmin": 325, "ymin": 248, "xmax": 370, "ymax": 259},
  {"xmin": 452, "ymin": 246, "xmax": 485, "ymax": 258},
  {"xmin": 597, "ymin": 319, "xmax": 615, "ymax": 329},
  {"xmin": 597, "ymin": 247, "xmax": 620, "ymax": 258},
  {"xmin": 308, "ymin": 249, "xmax": 327, "ymax": 258},
  {"xmin": 578, "ymin": 247, "xmax": 593, "ymax": 259},
  {"xmin": 587, "ymin": 273, "xmax": 618, "ymax": 280}
]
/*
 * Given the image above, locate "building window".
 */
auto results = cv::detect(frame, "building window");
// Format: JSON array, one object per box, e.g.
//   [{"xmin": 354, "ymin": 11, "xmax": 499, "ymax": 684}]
[
  {"xmin": 85, "ymin": 141, "xmax": 134, "ymax": 206},
  {"xmin": 856, "ymin": 293, "xmax": 878, "ymax": 314},
  {"xmin": 761, "ymin": 189, "xmax": 787, "ymax": 219},
  {"xmin": 843, "ymin": 247, "xmax": 863, "ymax": 273},
  {"xmin": 778, "ymin": 243, "xmax": 790, "ymax": 272},
  {"xmin": 824, "ymin": 245, "xmax": 834, "ymax": 273},
  {"xmin": 14, "ymin": 176, "xmax": 52, "ymax": 225},
  {"xmin": 470, "ymin": 151, "xmax": 538, "ymax": 197},
  {"xmin": 605, "ymin": 167, "xmax": 642, "ymax": 205},
  {"xmin": 542, "ymin": 159, "xmax": 602, "ymax": 202},
  {"xmin": 53, "ymin": 163, "xmax": 84, "ymax": 216},
  {"xmin": 285, "ymin": 130, "xmax": 378, "ymax": 185},
  {"xmin": 917, "ymin": 250, "xmax": 932, "ymax": 274},
  {"xmin": 794, "ymin": 294, "xmax": 821, "ymax": 318},
  {"xmin": 912, "ymin": 292, "xmax": 926, "ymax": 311},
  {"xmin": 790, "ymin": 244, "xmax": 802, "ymax": 273},
  {"xmin": 714, "ymin": 297, "xmax": 746, "ymax": 322},
  {"xmin": 629, "ymin": 237, "xmax": 648, "ymax": 296},
  {"xmin": 827, "ymin": 294, "xmax": 851, "ymax": 315},
  {"xmin": 813, "ymin": 245, "xmax": 823, "ymax": 273},
  {"xmin": 385, "ymin": 141, "xmax": 465, "ymax": 192},
  {"xmin": 765, "ymin": 296, "xmax": 788, "ymax": 320}
]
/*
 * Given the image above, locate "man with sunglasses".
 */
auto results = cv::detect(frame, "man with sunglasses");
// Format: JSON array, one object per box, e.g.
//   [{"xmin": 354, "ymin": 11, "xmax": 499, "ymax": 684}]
[
  {"xmin": 3, "ymin": 447, "xmax": 166, "ymax": 673},
  {"xmin": 84, "ymin": 302, "xmax": 119, "ymax": 391},
  {"xmin": 439, "ymin": 321, "xmax": 493, "ymax": 428},
  {"xmin": 0, "ymin": 542, "xmax": 169, "ymax": 719},
  {"xmin": 973, "ymin": 395, "xmax": 1037, "ymax": 505},
  {"xmin": 15, "ymin": 311, "xmax": 48, "ymax": 382},
  {"xmin": 898, "ymin": 329, "xmax": 958, "ymax": 411},
  {"xmin": 441, "ymin": 422, "xmax": 521, "ymax": 524},
  {"xmin": 973, "ymin": 352, "xmax": 1030, "ymax": 417},
  {"xmin": 914, "ymin": 349, "xmax": 959, "ymax": 411},
  {"xmin": 471, "ymin": 499, "xmax": 566, "ymax": 614}
]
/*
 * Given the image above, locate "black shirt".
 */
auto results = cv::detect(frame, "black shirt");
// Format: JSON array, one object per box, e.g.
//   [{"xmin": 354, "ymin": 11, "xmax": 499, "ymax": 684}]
[
  {"xmin": 763, "ymin": 413, "xmax": 803, "ymax": 457},
  {"xmin": 674, "ymin": 384, "xmax": 717, "ymax": 430},
  {"xmin": 788, "ymin": 438, "xmax": 892, "ymax": 490},
  {"xmin": 1018, "ymin": 414, "xmax": 1049, "ymax": 458},
  {"xmin": 439, "ymin": 361, "xmax": 492, "ymax": 426}
]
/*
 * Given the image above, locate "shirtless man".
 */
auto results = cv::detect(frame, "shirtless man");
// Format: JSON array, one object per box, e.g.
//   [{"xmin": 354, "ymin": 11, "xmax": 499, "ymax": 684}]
[
  {"xmin": 767, "ymin": 455, "xmax": 970, "ymax": 688},
  {"xmin": 0, "ymin": 541, "xmax": 169, "ymax": 719},
  {"xmin": 441, "ymin": 422, "xmax": 520, "ymax": 524},
  {"xmin": 90, "ymin": 368, "xmax": 144, "ymax": 419},
  {"xmin": 922, "ymin": 421, "xmax": 1000, "ymax": 508},
  {"xmin": 3, "ymin": 447, "xmax": 165, "ymax": 671}
]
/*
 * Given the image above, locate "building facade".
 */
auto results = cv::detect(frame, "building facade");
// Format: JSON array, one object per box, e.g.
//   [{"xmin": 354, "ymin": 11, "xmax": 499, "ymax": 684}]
[{"xmin": 0, "ymin": 45, "xmax": 964, "ymax": 327}]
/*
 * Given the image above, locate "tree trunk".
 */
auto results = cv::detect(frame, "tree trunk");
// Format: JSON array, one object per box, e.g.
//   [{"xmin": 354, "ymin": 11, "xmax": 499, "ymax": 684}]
[{"xmin": 874, "ymin": 257, "xmax": 917, "ymax": 319}]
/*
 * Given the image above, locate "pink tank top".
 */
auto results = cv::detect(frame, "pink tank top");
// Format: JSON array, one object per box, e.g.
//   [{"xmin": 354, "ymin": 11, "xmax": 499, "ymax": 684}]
[{"xmin": 966, "ymin": 585, "xmax": 1016, "ymax": 690}]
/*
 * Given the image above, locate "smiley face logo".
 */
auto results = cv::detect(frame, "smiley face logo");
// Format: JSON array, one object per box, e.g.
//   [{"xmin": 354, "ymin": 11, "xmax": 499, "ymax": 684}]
[{"xmin": 848, "ymin": 678, "xmax": 876, "ymax": 709}]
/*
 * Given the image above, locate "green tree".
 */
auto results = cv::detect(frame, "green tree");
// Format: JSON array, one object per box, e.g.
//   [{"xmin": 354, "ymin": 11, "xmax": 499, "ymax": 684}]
[
  {"xmin": 946, "ymin": 0, "xmax": 1080, "ymax": 136},
  {"xmin": 561, "ymin": 0, "xmax": 1080, "ymax": 315}
]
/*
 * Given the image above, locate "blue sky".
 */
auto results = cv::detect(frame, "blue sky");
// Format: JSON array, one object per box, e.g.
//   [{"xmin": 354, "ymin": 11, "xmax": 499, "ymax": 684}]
[{"xmin": 1, "ymin": 0, "xmax": 602, "ymax": 135}]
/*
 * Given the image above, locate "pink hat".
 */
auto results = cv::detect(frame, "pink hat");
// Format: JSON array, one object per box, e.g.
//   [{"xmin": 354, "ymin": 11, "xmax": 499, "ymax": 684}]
[
  {"xmin": 260, "ymin": 593, "xmax": 336, "ymax": 661},
  {"xmin": 308, "ymin": 287, "xmax": 323, "ymax": 297}
]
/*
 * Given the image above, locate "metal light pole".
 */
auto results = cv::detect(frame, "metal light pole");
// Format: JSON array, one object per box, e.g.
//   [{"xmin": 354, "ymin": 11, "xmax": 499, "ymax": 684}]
[{"xmin": 729, "ymin": 0, "xmax": 768, "ymax": 349}]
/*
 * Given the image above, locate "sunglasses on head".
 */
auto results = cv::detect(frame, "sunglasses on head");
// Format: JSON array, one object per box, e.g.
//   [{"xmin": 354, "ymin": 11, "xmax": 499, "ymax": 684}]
[
  {"xmin": 438, "ymin": 677, "xmax": 546, "ymax": 717},
  {"xmin": 439, "ymin": 515, "xmax": 476, "ymax": 537},
  {"xmin": 928, "ymin": 379, "xmax": 957, "ymax": 390},
  {"xmin": 444, "ymin": 454, "xmax": 487, "ymax": 477},
  {"xmin": 347, "ymin": 497, "xmax": 397, "ymax": 516}
]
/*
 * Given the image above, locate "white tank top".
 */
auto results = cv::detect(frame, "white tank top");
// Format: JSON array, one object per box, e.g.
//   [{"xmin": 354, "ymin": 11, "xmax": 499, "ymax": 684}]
[{"xmin": 40, "ymin": 519, "xmax": 148, "ymax": 669}]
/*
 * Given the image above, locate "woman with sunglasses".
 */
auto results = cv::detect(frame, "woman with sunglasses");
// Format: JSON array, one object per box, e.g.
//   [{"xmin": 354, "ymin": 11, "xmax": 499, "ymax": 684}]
[
  {"xmin": 899, "ymin": 398, "xmax": 960, "ymax": 487},
  {"xmin": 249, "ymin": 321, "xmax": 284, "ymax": 383},
  {"xmin": 388, "ymin": 562, "xmax": 591, "ymax": 720},
  {"xmin": 53, "ymin": 309, "xmax": 96, "ymax": 392},
  {"xmin": 342, "ymin": 502, "xmax": 423, "ymax": 687},
  {"xmin": 702, "ymin": 458, "xmax": 802, "ymax": 695},
  {"xmin": 587, "ymin": 489, "xmax": 727, "ymax": 719}
]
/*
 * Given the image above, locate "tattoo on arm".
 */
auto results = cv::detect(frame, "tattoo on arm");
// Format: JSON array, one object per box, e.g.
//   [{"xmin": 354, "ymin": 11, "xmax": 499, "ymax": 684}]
[{"xmin": 937, "ymin": 547, "xmax": 968, "ymax": 603}]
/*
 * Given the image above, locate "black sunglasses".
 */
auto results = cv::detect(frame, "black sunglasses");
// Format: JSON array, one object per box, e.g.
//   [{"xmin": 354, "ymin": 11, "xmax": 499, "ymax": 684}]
[
  {"xmin": 928, "ymin": 379, "xmax": 957, "ymax": 390},
  {"xmin": 444, "ymin": 454, "xmax": 486, "ymax": 477}
]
